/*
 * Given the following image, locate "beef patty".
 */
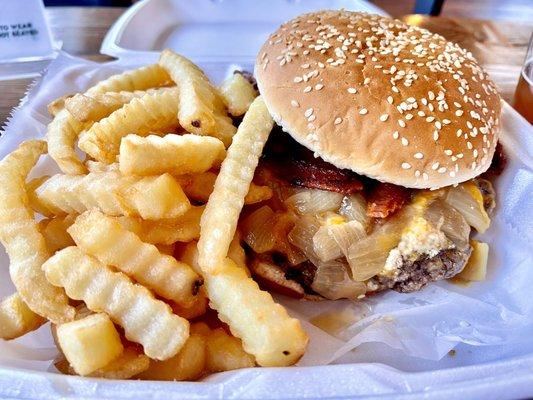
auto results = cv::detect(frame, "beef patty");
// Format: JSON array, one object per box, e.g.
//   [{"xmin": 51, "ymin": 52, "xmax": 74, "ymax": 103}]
[
  {"xmin": 365, "ymin": 247, "xmax": 473, "ymax": 293},
  {"xmin": 249, "ymin": 125, "xmax": 497, "ymax": 298}
]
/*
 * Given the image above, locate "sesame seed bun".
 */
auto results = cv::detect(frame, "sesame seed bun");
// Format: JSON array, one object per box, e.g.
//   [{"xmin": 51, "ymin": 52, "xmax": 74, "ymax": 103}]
[{"xmin": 254, "ymin": 10, "xmax": 501, "ymax": 189}]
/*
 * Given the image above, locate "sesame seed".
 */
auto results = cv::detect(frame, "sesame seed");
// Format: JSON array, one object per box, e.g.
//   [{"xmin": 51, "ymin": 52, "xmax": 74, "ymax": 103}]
[
  {"xmin": 449, "ymin": 171, "xmax": 456, "ymax": 177},
  {"xmin": 414, "ymin": 152, "xmax": 423, "ymax": 159},
  {"xmin": 432, "ymin": 162, "xmax": 439, "ymax": 170},
  {"xmin": 423, "ymin": 173, "xmax": 429, "ymax": 181},
  {"xmin": 426, "ymin": 116, "xmax": 435, "ymax": 122},
  {"xmin": 304, "ymin": 108, "xmax": 314, "ymax": 118},
  {"xmin": 308, "ymin": 114, "xmax": 316, "ymax": 122},
  {"xmin": 473, "ymin": 149, "xmax": 478, "ymax": 157},
  {"xmin": 444, "ymin": 149, "xmax": 453, "ymax": 155},
  {"xmin": 303, "ymin": 86, "xmax": 312, "ymax": 93},
  {"xmin": 456, "ymin": 129, "xmax": 463, "ymax": 137},
  {"xmin": 294, "ymin": 76, "xmax": 303, "ymax": 83},
  {"xmin": 467, "ymin": 141, "xmax": 473, "ymax": 149},
  {"xmin": 347, "ymin": 87, "xmax": 357, "ymax": 94},
  {"xmin": 401, "ymin": 137, "xmax": 409, "ymax": 146},
  {"xmin": 315, "ymin": 83, "xmax": 324, "ymax": 90},
  {"xmin": 402, "ymin": 162, "xmax": 411, "ymax": 170},
  {"xmin": 438, "ymin": 167, "xmax": 447, "ymax": 174},
  {"xmin": 418, "ymin": 111, "xmax": 426, "ymax": 117},
  {"xmin": 387, "ymin": 96, "xmax": 394, "ymax": 104},
  {"xmin": 405, "ymin": 113, "xmax": 413, "ymax": 120},
  {"xmin": 359, "ymin": 108, "xmax": 368, "ymax": 115},
  {"xmin": 380, "ymin": 114, "xmax": 389, "ymax": 122},
  {"xmin": 415, "ymin": 170, "xmax": 421, "ymax": 178},
  {"xmin": 364, "ymin": 78, "xmax": 371, "ymax": 85},
  {"xmin": 433, "ymin": 131, "xmax": 439, "ymax": 141},
  {"xmin": 398, "ymin": 120, "xmax": 406, "ymax": 128},
  {"xmin": 435, "ymin": 121, "xmax": 442, "ymax": 129},
  {"xmin": 291, "ymin": 100, "xmax": 300, "ymax": 108},
  {"xmin": 334, "ymin": 117, "xmax": 342, "ymax": 125},
  {"xmin": 455, "ymin": 110, "xmax": 463, "ymax": 116},
  {"xmin": 392, "ymin": 131, "xmax": 399, "ymax": 139}
]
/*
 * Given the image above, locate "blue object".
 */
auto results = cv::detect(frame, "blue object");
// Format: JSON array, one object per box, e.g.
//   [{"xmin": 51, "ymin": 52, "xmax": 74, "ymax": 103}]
[{"xmin": 414, "ymin": 0, "xmax": 445, "ymax": 16}]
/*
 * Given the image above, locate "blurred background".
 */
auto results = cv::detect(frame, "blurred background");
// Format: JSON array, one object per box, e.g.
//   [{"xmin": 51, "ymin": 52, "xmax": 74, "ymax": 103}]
[
  {"xmin": 42, "ymin": 0, "xmax": 533, "ymax": 22},
  {"xmin": 0, "ymin": 0, "xmax": 531, "ymax": 123}
]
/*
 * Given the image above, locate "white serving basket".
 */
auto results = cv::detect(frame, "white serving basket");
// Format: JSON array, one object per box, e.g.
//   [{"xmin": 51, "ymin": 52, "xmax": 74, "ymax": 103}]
[
  {"xmin": 100, "ymin": 0, "xmax": 387, "ymax": 64},
  {"xmin": 0, "ymin": 1, "xmax": 532, "ymax": 398}
]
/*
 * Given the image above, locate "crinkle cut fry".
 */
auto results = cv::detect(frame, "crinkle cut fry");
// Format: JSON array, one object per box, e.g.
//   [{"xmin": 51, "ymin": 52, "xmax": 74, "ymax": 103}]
[
  {"xmin": 116, "ymin": 205, "xmax": 204, "ymax": 245},
  {"xmin": 195, "ymin": 97, "xmax": 308, "ymax": 366},
  {"xmin": 85, "ymin": 64, "xmax": 172, "ymax": 96},
  {"xmin": 47, "ymin": 64, "xmax": 172, "ymax": 173},
  {"xmin": 78, "ymin": 87, "xmax": 180, "ymax": 163},
  {"xmin": 56, "ymin": 346, "xmax": 150, "ymax": 379},
  {"xmin": 35, "ymin": 170, "xmax": 190, "ymax": 220},
  {"xmin": 65, "ymin": 87, "xmax": 177, "ymax": 124},
  {"xmin": 0, "ymin": 140, "xmax": 74, "ymax": 323},
  {"xmin": 68, "ymin": 210, "xmax": 202, "ymax": 307},
  {"xmin": 43, "ymin": 247, "xmax": 189, "ymax": 361},
  {"xmin": 205, "ymin": 258, "xmax": 308, "ymax": 367},
  {"xmin": 0, "ymin": 293, "xmax": 46, "ymax": 340},
  {"xmin": 46, "ymin": 108, "xmax": 90, "ymax": 175},
  {"xmin": 178, "ymin": 171, "xmax": 273, "ymax": 205},
  {"xmin": 118, "ymin": 134, "xmax": 225, "ymax": 176},
  {"xmin": 219, "ymin": 72, "xmax": 258, "ymax": 117},
  {"xmin": 158, "ymin": 49, "xmax": 236, "ymax": 146},
  {"xmin": 197, "ymin": 96, "xmax": 274, "ymax": 273}
]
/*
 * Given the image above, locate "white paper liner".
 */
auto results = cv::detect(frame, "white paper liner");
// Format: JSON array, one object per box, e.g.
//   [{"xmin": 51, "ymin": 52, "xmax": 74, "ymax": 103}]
[{"xmin": 0, "ymin": 53, "xmax": 532, "ymax": 398}]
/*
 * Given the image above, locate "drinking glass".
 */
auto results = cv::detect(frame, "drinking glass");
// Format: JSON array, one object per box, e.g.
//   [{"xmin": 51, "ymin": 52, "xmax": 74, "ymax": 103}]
[{"xmin": 513, "ymin": 33, "xmax": 533, "ymax": 124}]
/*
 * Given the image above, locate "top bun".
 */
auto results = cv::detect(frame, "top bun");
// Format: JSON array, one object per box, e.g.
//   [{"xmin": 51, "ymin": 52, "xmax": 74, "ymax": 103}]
[{"xmin": 255, "ymin": 11, "xmax": 501, "ymax": 189}]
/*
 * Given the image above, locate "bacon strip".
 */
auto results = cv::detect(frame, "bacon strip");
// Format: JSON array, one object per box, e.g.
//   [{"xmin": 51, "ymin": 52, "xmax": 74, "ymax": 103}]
[
  {"xmin": 366, "ymin": 182, "xmax": 410, "ymax": 219},
  {"xmin": 261, "ymin": 127, "xmax": 363, "ymax": 195},
  {"xmin": 285, "ymin": 158, "xmax": 363, "ymax": 194}
]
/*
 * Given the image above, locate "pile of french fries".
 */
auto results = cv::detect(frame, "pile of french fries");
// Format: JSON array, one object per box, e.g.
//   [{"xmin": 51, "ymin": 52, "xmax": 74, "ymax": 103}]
[{"xmin": 0, "ymin": 49, "xmax": 308, "ymax": 380}]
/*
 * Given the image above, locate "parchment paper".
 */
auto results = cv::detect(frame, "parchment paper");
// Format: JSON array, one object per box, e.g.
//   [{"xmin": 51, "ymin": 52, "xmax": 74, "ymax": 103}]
[{"xmin": 0, "ymin": 53, "xmax": 532, "ymax": 399}]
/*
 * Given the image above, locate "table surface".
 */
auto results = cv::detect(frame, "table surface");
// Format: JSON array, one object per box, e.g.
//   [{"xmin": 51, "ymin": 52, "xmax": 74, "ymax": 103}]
[{"xmin": 0, "ymin": 7, "xmax": 531, "ymax": 126}]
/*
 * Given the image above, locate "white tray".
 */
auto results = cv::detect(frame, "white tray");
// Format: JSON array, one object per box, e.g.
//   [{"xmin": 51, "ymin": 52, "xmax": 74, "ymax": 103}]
[
  {"xmin": 0, "ymin": 0, "xmax": 532, "ymax": 398},
  {"xmin": 100, "ymin": 0, "xmax": 387, "ymax": 64}
]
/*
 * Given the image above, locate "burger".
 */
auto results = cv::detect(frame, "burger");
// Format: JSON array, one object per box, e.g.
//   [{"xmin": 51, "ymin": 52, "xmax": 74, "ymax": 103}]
[{"xmin": 239, "ymin": 10, "xmax": 502, "ymax": 300}]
